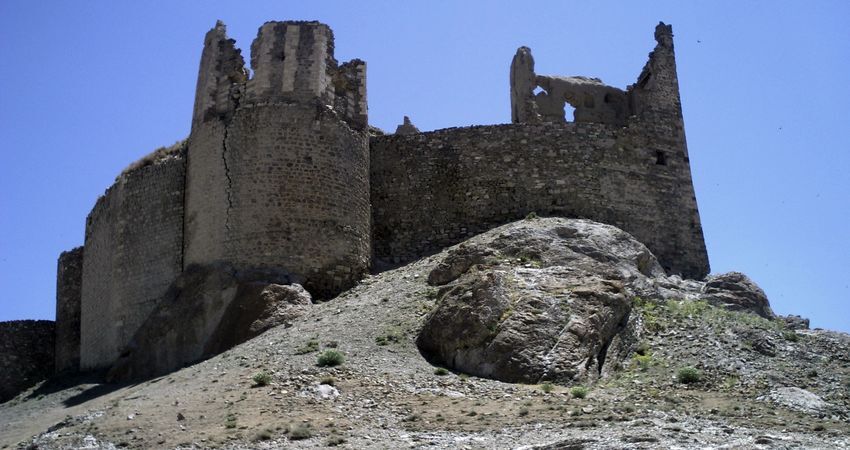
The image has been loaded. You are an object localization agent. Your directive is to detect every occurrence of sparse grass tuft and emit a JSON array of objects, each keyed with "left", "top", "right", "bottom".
[
  {"left": 225, "top": 413, "right": 238, "bottom": 429},
  {"left": 433, "top": 367, "right": 450, "bottom": 376},
  {"left": 288, "top": 423, "right": 312, "bottom": 440},
  {"left": 676, "top": 366, "right": 702, "bottom": 384},
  {"left": 252, "top": 371, "right": 272, "bottom": 387},
  {"left": 525, "top": 211, "right": 539, "bottom": 220},
  {"left": 325, "top": 434, "right": 346, "bottom": 446},
  {"left": 540, "top": 382, "right": 554, "bottom": 393},
  {"left": 295, "top": 339, "right": 320, "bottom": 355},
  {"left": 783, "top": 330, "right": 800, "bottom": 342},
  {"left": 375, "top": 328, "right": 404, "bottom": 346},
  {"left": 633, "top": 353, "right": 653, "bottom": 371},
  {"left": 254, "top": 428, "right": 274, "bottom": 441},
  {"left": 570, "top": 386, "right": 589, "bottom": 399},
  {"left": 317, "top": 350, "right": 345, "bottom": 367}
]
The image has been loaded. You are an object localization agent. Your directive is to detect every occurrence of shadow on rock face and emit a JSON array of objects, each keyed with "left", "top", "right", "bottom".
[{"left": 106, "top": 263, "right": 312, "bottom": 382}]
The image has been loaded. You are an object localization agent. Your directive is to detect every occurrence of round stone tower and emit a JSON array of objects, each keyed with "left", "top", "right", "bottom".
[{"left": 184, "top": 21, "right": 370, "bottom": 297}]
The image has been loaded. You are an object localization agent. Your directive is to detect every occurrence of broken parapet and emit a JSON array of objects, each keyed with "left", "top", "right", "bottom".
[
  {"left": 191, "top": 21, "right": 248, "bottom": 131},
  {"left": 192, "top": 20, "right": 367, "bottom": 132},
  {"left": 184, "top": 20, "right": 370, "bottom": 299},
  {"left": 510, "top": 22, "right": 682, "bottom": 128},
  {"left": 510, "top": 46, "right": 540, "bottom": 123},
  {"left": 510, "top": 47, "right": 627, "bottom": 126},
  {"left": 394, "top": 116, "right": 420, "bottom": 135},
  {"left": 55, "top": 246, "right": 83, "bottom": 374}
]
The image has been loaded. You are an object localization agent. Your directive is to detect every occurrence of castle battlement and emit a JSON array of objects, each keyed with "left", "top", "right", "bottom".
[{"left": 53, "top": 20, "right": 707, "bottom": 373}]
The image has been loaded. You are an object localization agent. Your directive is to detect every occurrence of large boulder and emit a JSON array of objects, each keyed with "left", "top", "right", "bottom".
[
  {"left": 107, "top": 264, "right": 311, "bottom": 381},
  {"left": 417, "top": 218, "right": 658, "bottom": 383},
  {"left": 701, "top": 272, "right": 774, "bottom": 319}
]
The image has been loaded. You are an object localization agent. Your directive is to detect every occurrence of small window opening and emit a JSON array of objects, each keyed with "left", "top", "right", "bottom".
[
  {"left": 564, "top": 103, "right": 576, "bottom": 122},
  {"left": 533, "top": 86, "right": 545, "bottom": 96},
  {"left": 655, "top": 150, "right": 667, "bottom": 165}
]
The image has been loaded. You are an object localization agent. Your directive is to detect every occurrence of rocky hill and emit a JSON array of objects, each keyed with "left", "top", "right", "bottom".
[{"left": 1, "top": 218, "right": 848, "bottom": 449}]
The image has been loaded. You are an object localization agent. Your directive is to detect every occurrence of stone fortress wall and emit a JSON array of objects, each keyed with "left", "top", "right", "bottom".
[
  {"left": 79, "top": 157, "right": 186, "bottom": 369},
  {"left": 372, "top": 22, "right": 708, "bottom": 279},
  {"left": 55, "top": 247, "right": 83, "bottom": 374},
  {"left": 184, "top": 21, "right": 371, "bottom": 299},
  {"left": 26, "top": 20, "right": 709, "bottom": 380},
  {"left": 0, "top": 320, "right": 54, "bottom": 402}
]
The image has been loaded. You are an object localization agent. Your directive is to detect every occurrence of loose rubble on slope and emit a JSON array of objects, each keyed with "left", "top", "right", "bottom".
[{"left": 1, "top": 218, "right": 848, "bottom": 449}]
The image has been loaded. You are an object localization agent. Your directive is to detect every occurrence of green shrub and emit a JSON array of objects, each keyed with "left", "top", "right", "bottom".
[
  {"left": 289, "top": 423, "right": 312, "bottom": 440},
  {"left": 225, "top": 413, "right": 238, "bottom": 429},
  {"left": 783, "top": 331, "right": 800, "bottom": 342},
  {"left": 524, "top": 211, "right": 539, "bottom": 220},
  {"left": 252, "top": 371, "right": 272, "bottom": 386},
  {"left": 433, "top": 367, "right": 449, "bottom": 376},
  {"left": 633, "top": 354, "right": 653, "bottom": 371},
  {"left": 295, "top": 339, "right": 320, "bottom": 354},
  {"left": 326, "top": 435, "right": 346, "bottom": 446},
  {"left": 254, "top": 428, "right": 273, "bottom": 441},
  {"left": 676, "top": 366, "right": 702, "bottom": 384},
  {"left": 540, "top": 382, "right": 554, "bottom": 393},
  {"left": 570, "top": 386, "right": 588, "bottom": 399},
  {"left": 317, "top": 350, "right": 345, "bottom": 367}
]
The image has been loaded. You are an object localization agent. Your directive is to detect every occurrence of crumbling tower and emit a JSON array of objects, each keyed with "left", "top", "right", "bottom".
[{"left": 184, "top": 21, "right": 370, "bottom": 297}]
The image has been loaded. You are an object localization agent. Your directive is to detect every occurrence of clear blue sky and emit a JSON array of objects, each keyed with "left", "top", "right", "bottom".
[{"left": 1, "top": 1, "right": 848, "bottom": 332}]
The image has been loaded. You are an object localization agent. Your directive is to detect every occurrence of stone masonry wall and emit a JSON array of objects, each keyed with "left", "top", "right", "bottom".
[
  {"left": 186, "top": 20, "right": 371, "bottom": 298},
  {"left": 55, "top": 246, "right": 83, "bottom": 374},
  {"left": 185, "top": 103, "right": 370, "bottom": 297},
  {"left": 80, "top": 158, "right": 185, "bottom": 370},
  {"left": 0, "top": 320, "right": 54, "bottom": 403},
  {"left": 370, "top": 121, "right": 709, "bottom": 279}
]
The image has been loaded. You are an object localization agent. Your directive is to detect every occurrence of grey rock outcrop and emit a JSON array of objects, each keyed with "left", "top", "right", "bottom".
[
  {"left": 702, "top": 272, "right": 774, "bottom": 319},
  {"left": 782, "top": 314, "right": 810, "bottom": 330},
  {"left": 107, "top": 264, "right": 311, "bottom": 381},
  {"left": 417, "top": 218, "right": 662, "bottom": 383},
  {"left": 417, "top": 218, "right": 782, "bottom": 384}
]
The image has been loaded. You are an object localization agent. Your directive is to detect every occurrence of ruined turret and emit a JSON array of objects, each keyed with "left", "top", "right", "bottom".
[{"left": 184, "top": 21, "right": 370, "bottom": 298}]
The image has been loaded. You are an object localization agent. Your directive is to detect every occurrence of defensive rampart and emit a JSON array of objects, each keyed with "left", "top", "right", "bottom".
[
  {"left": 0, "top": 320, "right": 54, "bottom": 403},
  {"left": 55, "top": 246, "right": 83, "bottom": 374},
  {"left": 80, "top": 157, "right": 185, "bottom": 370},
  {"left": 184, "top": 21, "right": 370, "bottom": 297},
  {"left": 371, "top": 120, "right": 708, "bottom": 278}
]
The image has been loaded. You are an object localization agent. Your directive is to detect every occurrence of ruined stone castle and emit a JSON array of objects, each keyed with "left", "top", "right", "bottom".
[{"left": 5, "top": 20, "right": 708, "bottom": 392}]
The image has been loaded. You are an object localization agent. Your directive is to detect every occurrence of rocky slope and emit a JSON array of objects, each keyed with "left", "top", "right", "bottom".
[{"left": 1, "top": 218, "right": 848, "bottom": 449}]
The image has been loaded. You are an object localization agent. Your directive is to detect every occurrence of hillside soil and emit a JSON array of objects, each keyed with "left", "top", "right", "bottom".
[{"left": 1, "top": 219, "right": 848, "bottom": 449}]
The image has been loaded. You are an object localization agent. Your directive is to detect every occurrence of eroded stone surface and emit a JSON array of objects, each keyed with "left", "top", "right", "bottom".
[
  {"left": 418, "top": 218, "right": 660, "bottom": 383},
  {"left": 702, "top": 272, "right": 774, "bottom": 319}
]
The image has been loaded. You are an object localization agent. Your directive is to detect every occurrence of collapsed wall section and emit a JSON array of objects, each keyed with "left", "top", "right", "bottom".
[
  {"left": 371, "top": 121, "right": 709, "bottom": 279},
  {"left": 55, "top": 246, "right": 83, "bottom": 374},
  {"left": 80, "top": 158, "right": 185, "bottom": 370},
  {"left": 0, "top": 320, "right": 54, "bottom": 403}
]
